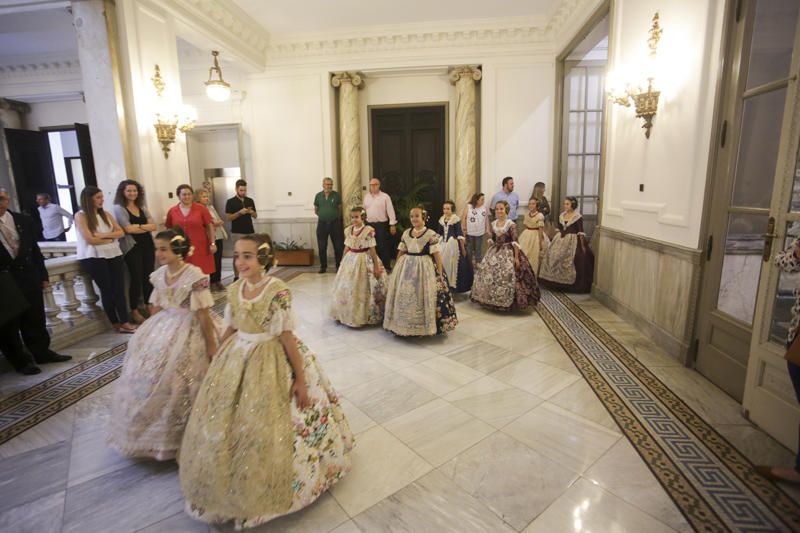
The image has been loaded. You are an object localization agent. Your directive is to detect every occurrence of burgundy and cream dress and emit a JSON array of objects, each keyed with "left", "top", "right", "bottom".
[{"left": 539, "top": 211, "right": 595, "bottom": 293}]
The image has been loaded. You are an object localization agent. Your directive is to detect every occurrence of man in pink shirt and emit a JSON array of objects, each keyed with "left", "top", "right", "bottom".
[{"left": 363, "top": 177, "right": 397, "bottom": 272}]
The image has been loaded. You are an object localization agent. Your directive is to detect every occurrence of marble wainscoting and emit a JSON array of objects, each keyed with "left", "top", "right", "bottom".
[{"left": 592, "top": 226, "right": 702, "bottom": 364}]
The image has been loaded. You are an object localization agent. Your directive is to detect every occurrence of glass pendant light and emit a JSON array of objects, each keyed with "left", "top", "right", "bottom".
[{"left": 205, "top": 50, "right": 231, "bottom": 102}]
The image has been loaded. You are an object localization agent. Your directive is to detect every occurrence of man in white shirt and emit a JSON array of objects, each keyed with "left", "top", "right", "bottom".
[
  {"left": 36, "top": 193, "right": 73, "bottom": 241},
  {"left": 363, "top": 177, "right": 397, "bottom": 272}
]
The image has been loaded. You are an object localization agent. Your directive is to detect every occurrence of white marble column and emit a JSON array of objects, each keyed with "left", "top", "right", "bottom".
[
  {"left": 331, "top": 72, "right": 364, "bottom": 209},
  {"left": 71, "top": 0, "right": 130, "bottom": 195},
  {"left": 449, "top": 66, "right": 482, "bottom": 212}
]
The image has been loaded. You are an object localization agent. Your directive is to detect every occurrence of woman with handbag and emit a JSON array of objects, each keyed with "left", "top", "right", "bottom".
[{"left": 756, "top": 238, "right": 800, "bottom": 484}]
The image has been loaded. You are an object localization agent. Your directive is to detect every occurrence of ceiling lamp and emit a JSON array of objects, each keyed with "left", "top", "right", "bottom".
[{"left": 205, "top": 50, "right": 231, "bottom": 102}]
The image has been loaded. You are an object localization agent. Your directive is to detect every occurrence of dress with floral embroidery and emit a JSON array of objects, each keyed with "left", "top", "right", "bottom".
[
  {"left": 383, "top": 228, "right": 458, "bottom": 336},
  {"left": 471, "top": 219, "right": 540, "bottom": 311},
  {"left": 179, "top": 278, "right": 353, "bottom": 530},
  {"left": 330, "top": 224, "right": 387, "bottom": 327},
  {"left": 539, "top": 211, "right": 595, "bottom": 293},
  {"left": 107, "top": 264, "right": 222, "bottom": 460}
]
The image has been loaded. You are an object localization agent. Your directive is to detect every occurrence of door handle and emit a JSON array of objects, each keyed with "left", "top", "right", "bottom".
[{"left": 763, "top": 216, "right": 777, "bottom": 262}]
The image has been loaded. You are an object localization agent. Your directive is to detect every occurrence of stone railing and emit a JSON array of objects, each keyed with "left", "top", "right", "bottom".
[
  {"left": 39, "top": 241, "right": 77, "bottom": 258},
  {"left": 43, "top": 254, "right": 111, "bottom": 350}
]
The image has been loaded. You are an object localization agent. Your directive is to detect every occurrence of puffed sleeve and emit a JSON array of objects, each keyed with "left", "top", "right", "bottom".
[
  {"left": 398, "top": 231, "right": 408, "bottom": 252},
  {"left": 343, "top": 226, "right": 355, "bottom": 248},
  {"left": 190, "top": 276, "right": 214, "bottom": 311},
  {"left": 428, "top": 231, "right": 441, "bottom": 254},
  {"left": 265, "top": 288, "right": 297, "bottom": 336},
  {"left": 148, "top": 271, "right": 166, "bottom": 307},
  {"left": 363, "top": 227, "right": 377, "bottom": 248},
  {"left": 775, "top": 239, "right": 800, "bottom": 273}
]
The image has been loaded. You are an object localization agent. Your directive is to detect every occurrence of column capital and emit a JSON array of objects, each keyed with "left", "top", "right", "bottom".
[
  {"left": 449, "top": 65, "right": 482, "bottom": 85},
  {"left": 331, "top": 71, "right": 365, "bottom": 89}
]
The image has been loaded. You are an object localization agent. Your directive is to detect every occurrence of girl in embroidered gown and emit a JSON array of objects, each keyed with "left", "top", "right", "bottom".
[
  {"left": 438, "top": 200, "right": 474, "bottom": 293},
  {"left": 518, "top": 198, "right": 549, "bottom": 275},
  {"left": 471, "top": 200, "right": 540, "bottom": 311},
  {"left": 383, "top": 206, "right": 458, "bottom": 336},
  {"left": 330, "top": 206, "right": 387, "bottom": 327},
  {"left": 179, "top": 234, "right": 353, "bottom": 530},
  {"left": 108, "top": 228, "right": 221, "bottom": 460},
  {"left": 539, "top": 196, "right": 595, "bottom": 293}
]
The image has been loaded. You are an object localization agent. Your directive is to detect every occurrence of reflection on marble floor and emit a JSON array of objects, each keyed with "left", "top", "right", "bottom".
[{"left": 0, "top": 272, "right": 795, "bottom": 532}]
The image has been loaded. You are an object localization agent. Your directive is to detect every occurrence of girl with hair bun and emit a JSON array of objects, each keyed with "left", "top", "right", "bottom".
[
  {"left": 108, "top": 225, "right": 222, "bottom": 461},
  {"left": 179, "top": 233, "right": 353, "bottom": 529},
  {"left": 330, "top": 206, "right": 388, "bottom": 327},
  {"left": 471, "top": 200, "right": 540, "bottom": 311},
  {"left": 539, "top": 196, "right": 595, "bottom": 293},
  {"left": 383, "top": 206, "right": 458, "bottom": 336},
  {"left": 438, "top": 200, "right": 473, "bottom": 293}
]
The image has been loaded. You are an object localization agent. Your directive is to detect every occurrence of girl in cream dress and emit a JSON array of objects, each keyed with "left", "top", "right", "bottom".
[
  {"left": 518, "top": 198, "right": 549, "bottom": 274},
  {"left": 108, "top": 228, "right": 221, "bottom": 460},
  {"left": 330, "top": 206, "right": 387, "bottom": 327},
  {"left": 179, "top": 234, "right": 353, "bottom": 530},
  {"left": 383, "top": 206, "right": 458, "bottom": 336}
]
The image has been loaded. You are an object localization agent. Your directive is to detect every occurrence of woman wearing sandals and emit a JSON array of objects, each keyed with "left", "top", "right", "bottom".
[{"left": 75, "top": 186, "right": 138, "bottom": 334}]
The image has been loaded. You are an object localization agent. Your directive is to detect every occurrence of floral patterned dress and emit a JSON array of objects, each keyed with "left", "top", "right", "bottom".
[
  {"left": 179, "top": 278, "right": 353, "bottom": 529},
  {"left": 107, "top": 264, "right": 222, "bottom": 460},
  {"left": 383, "top": 228, "right": 458, "bottom": 336},
  {"left": 518, "top": 211, "right": 549, "bottom": 274},
  {"left": 539, "top": 212, "right": 595, "bottom": 293},
  {"left": 330, "top": 224, "right": 387, "bottom": 327},
  {"left": 471, "top": 219, "right": 540, "bottom": 311},
  {"left": 438, "top": 214, "right": 474, "bottom": 293}
]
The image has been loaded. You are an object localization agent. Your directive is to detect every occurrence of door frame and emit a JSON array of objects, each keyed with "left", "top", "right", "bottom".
[
  {"left": 742, "top": 11, "right": 800, "bottom": 449},
  {"left": 367, "top": 101, "right": 450, "bottom": 200},
  {"left": 552, "top": 0, "right": 611, "bottom": 243}
]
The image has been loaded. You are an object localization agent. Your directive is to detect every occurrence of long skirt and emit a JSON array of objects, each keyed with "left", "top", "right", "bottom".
[
  {"left": 471, "top": 244, "right": 540, "bottom": 311},
  {"left": 518, "top": 228, "right": 549, "bottom": 275},
  {"left": 539, "top": 233, "right": 595, "bottom": 293},
  {"left": 440, "top": 237, "right": 474, "bottom": 293},
  {"left": 179, "top": 334, "right": 354, "bottom": 529},
  {"left": 330, "top": 251, "right": 387, "bottom": 327},
  {"left": 107, "top": 307, "right": 222, "bottom": 460}
]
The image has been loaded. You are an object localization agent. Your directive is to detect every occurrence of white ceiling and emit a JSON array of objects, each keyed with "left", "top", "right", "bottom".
[
  {"left": 233, "top": 0, "right": 561, "bottom": 35},
  {"left": 0, "top": 7, "right": 76, "bottom": 58}
]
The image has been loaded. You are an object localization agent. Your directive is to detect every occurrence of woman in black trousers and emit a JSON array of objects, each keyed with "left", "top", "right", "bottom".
[{"left": 113, "top": 180, "right": 157, "bottom": 324}]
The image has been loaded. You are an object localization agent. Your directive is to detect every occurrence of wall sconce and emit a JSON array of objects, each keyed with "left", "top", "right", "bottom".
[
  {"left": 205, "top": 51, "right": 231, "bottom": 102},
  {"left": 607, "top": 12, "right": 663, "bottom": 139},
  {"left": 151, "top": 65, "right": 197, "bottom": 159}
]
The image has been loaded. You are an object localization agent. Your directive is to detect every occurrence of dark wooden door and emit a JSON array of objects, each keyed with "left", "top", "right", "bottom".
[
  {"left": 4, "top": 128, "right": 57, "bottom": 213},
  {"left": 74, "top": 123, "right": 97, "bottom": 187},
  {"left": 371, "top": 106, "right": 446, "bottom": 228}
]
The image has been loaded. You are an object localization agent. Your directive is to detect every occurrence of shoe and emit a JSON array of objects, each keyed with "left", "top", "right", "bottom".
[
  {"left": 318, "top": 267, "right": 327, "bottom": 274},
  {"left": 118, "top": 323, "right": 137, "bottom": 334},
  {"left": 35, "top": 351, "right": 72, "bottom": 364},
  {"left": 16, "top": 363, "right": 42, "bottom": 375}
]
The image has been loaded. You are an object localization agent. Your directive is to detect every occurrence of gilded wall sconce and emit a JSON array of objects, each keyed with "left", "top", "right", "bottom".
[
  {"left": 152, "top": 65, "right": 197, "bottom": 158},
  {"left": 607, "top": 13, "right": 662, "bottom": 139}
]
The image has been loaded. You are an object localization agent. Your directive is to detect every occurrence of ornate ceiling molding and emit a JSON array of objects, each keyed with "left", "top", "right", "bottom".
[
  {"left": 0, "top": 55, "right": 80, "bottom": 76},
  {"left": 264, "top": 1, "right": 596, "bottom": 63},
  {"left": 157, "top": 0, "right": 269, "bottom": 70}
]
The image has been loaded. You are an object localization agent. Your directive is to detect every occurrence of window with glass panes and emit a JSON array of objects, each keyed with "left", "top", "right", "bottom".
[{"left": 562, "top": 63, "right": 605, "bottom": 238}]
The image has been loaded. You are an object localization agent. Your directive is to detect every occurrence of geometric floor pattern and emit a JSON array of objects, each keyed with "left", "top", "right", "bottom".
[
  {"left": 0, "top": 271, "right": 798, "bottom": 532},
  {"left": 539, "top": 290, "right": 800, "bottom": 532}
]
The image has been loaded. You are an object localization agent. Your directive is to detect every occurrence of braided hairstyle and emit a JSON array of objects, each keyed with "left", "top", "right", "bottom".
[
  {"left": 238, "top": 233, "right": 277, "bottom": 273},
  {"left": 155, "top": 226, "right": 192, "bottom": 259}
]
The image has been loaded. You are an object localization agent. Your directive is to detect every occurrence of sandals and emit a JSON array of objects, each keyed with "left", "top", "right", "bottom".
[{"left": 755, "top": 465, "right": 800, "bottom": 485}]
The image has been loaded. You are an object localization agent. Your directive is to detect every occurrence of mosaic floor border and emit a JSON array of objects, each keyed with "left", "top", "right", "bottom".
[{"left": 538, "top": 289, "right": 800, "bottom": 532}]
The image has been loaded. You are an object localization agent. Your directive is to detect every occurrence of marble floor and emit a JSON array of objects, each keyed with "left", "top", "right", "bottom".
[{"left": 0, "top": 272, "right": 797, "bottom": 533}]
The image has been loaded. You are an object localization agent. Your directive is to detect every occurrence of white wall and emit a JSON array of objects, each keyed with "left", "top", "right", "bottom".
[
  {"left": 186, "top": 127, "right": 241, "bottom": 189},
  {"left": 23, "top": 99, "right": 87, "bottom": 130},
  {"left": 601, "top": 0, "right": 725, "bottom": 249}
]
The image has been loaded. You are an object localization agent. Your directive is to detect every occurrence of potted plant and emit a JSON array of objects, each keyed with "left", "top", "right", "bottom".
[{"left": 274, "top": 239, "right": 315, "bottom": 266}]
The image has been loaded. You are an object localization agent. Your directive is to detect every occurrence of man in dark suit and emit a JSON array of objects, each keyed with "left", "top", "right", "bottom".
[{"left": 0, "top": 188, "right": 71, "bottom": 374}]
